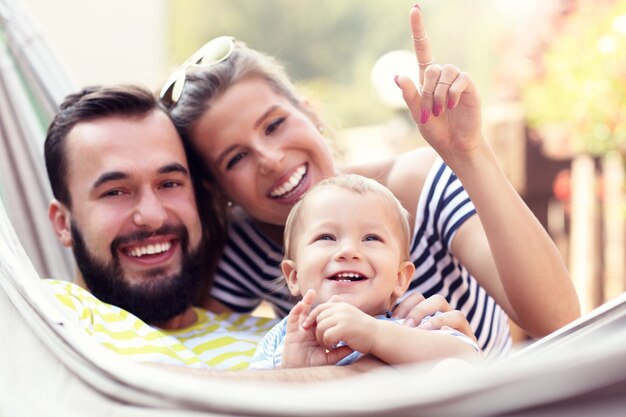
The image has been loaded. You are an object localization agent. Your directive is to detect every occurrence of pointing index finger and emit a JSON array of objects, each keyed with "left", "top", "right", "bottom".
[{"left": 410, "top": 4, "right": 434, "bottom": 84}]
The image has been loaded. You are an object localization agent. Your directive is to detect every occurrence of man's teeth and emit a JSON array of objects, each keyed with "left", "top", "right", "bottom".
[
  {"left": 270, "top": 165, "right": 306, "bottom": 198},
  {"left": 127, "top": 242, "right": 171, "bottom": 257}
]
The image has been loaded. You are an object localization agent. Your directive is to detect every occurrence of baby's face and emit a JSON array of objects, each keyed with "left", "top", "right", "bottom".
[{"left": 285, "top": 187, "right": 412, "bottom": 316}]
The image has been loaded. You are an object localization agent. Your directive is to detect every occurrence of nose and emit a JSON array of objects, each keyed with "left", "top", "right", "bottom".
[
  {"left": 257, "top": 145, "right": 284, "bottom": 175},
  {"left": 335, "top": 239, "right": 362, "bottom": 261},
  {"left": 132, "top": 190, "right": 168, "bottom": 230}
]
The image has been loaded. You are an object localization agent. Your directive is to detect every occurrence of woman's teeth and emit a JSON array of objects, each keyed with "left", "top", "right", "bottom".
[{"left": 270, "top": 165, "right": 307, "bottom": 198}]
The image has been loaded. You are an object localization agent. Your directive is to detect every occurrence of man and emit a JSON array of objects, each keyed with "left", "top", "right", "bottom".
[
  {"left": 46, "top": 85, "right": 206, "bottom": 327},
  {"left": 43, "top": 85, "right": 378, "bottom": 378}
]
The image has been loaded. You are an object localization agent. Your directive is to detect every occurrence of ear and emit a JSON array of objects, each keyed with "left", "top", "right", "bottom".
[
  {"left": 392, "top": 260, "right": 415, "bottom": 300},
  {"left": 299, "top": 97, "right": 324, "bottom": 126},
  {"left": 48, "top": 200, "right": 73, "bottom": 247},
  {"left": 281, "top": 259, "right": 300, "bottom": 296}
]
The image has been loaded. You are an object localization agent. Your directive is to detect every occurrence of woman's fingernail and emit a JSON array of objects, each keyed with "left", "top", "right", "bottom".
[
  {"left": 394, "top": 75, "right": 400, "bottom": 88},
  {"left": 447, "top": 98, "right": 455, "bottom": 109},
  {"left": 420, "top": 107, "right": 430, "bottom": 124},
  {"left": 413, "top": 3, "right": 421, "bottom": 10},
  {"left": 433, "top": 102, "right": 442, "bottom": 117}
]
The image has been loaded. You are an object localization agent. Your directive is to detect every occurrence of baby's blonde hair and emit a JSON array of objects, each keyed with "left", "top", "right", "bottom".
[{"left": 283, "top": 174, "right": 411, "bottom": 262}]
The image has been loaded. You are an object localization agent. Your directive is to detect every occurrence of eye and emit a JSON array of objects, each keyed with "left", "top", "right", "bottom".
[
  {"left": 364, "top": 234, "right": 383, "bottom": 242},
  {"left": 226, "top": 151, "right": 247, "bottom": 170},
  {"left": 315, "top": 233, "right": 335, "bottom": 242},
  {"left": 160, "top": 180, "right": 183, "bottom": 189},
  {"left": 265, "top": 117, "right": 285, "bottom": 135},
  {"left": 100, "top": 189, "right": 126, "bottom": 198}
]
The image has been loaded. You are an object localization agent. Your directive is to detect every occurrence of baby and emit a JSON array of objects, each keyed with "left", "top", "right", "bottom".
[{"left": 253, "top": 174, "right": 479, "bottom": 368}]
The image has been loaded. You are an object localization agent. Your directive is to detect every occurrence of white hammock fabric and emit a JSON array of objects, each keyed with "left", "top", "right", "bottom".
[
  {"left": 2, "top": 194, "right": 626, "bottom": 415},
  {"left": 0, "top": 0, "right": 73, "bottom": 280},
  {"left": 1, "top": 0, "right": 626, "bottom": 415}
]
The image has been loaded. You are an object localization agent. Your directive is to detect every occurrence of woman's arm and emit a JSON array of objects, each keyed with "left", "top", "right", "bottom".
[
  {"left": 391, "top": 5, "right": 580, "bottom": 337},
  {"left": 449, "top": 147, "right": 580, "bottom": 336}
]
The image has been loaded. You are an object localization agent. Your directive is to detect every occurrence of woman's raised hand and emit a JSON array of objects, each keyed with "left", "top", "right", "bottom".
[{"left": 395, "top": 4, "right": 484, "bottom": 163}]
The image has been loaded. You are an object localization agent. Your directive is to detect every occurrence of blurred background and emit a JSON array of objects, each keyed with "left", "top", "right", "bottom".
[{"left": 3, "top": 0, "right": 626, "bottom": 338}]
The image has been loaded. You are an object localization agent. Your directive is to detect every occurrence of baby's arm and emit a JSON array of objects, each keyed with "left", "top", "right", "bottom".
[
  {"left": 367, "top": 320, "right": 479, "bottom": 365},
  {"left": 306, "top": 300, "right": 479, "bottom": 366}
]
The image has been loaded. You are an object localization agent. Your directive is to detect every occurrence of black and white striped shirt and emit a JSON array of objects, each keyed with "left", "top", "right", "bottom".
[{"left": 210, "top": 160, "right": 512, "bottom": 358}]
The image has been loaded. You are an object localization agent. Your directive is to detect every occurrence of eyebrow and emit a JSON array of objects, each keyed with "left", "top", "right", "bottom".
[
  {"left": 215, "top": 105, "right": 281, "bottom": 168},
  {"left": 91, "top": 171, "right": 129, "bottom": 191},
  {"left": 254, "top": 105, "right": 279, "bottom": 129},
  {"left": 90, "top": 163, "right": 190, "bottom": 191},
  {"left": 159, "top": 162, "right": 189, "bottom": 176}
]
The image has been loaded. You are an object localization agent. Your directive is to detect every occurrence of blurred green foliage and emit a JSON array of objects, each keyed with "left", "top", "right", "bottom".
[
  {"left": 165, "top": 0, "right": 512, "bottom": 128},
  {"left": 522, "top": 0, "right": 626, "bottom": 156}
]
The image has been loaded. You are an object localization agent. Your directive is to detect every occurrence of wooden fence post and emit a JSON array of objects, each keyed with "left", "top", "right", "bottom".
[
  {"left": 602, "top": 151, "right": 625, "bottom": 301},
  {"left": 569, "top": 154, "right": 599, "bottom": 313}
]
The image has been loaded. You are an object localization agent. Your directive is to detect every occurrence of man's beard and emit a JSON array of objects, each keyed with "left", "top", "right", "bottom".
[{"left": 70, "top": 222, "right": 207, "bottom": 325}]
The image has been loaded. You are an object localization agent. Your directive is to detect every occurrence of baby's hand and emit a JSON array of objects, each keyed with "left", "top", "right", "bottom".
[
  {"left": 282, "top": 289, "right": 321, "bottom": 367},
  {"left": 306, "top": 297, "right": 378, "bottom": 356},
  {"left": 282, "top": 290, "right": 353, "bottom": 367}
]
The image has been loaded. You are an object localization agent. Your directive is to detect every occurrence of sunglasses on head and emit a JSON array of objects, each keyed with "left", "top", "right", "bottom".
[{"left": 159, "top": 36, "right": 235, "bottom": 108}]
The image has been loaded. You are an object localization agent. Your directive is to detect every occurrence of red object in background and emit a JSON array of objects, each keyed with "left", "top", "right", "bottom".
[{"left": 553, "top": 169, "right": 571, "bottom": 202}]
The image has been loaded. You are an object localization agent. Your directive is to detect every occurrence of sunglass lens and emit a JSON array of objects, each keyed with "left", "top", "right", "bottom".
[
  {"left": 196, "top": 36, "right": 233, "bottom": 65},
  {"left": 160, "top": 36, "right": 234, "bottom": 107},
  {"left": 159, "top": 68, "right": 185, "bottom": 105}
]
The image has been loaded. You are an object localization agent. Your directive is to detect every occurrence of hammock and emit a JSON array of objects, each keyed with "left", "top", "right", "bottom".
[
  {"left": 1, "top": 0, "right": 626, "bottom": 415},
  {"left": 0, "top": 0, "right": 73, "bottom": 280},
  {"left": 2, "top": 192, "right": 626, "bottom": 415}
]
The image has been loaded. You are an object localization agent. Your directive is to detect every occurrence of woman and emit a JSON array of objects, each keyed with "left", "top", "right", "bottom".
[{"left": 162, "top": 5, "right": 580, "bottom": 357}]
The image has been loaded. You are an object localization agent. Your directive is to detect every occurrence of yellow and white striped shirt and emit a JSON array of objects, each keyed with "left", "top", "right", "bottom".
[{"left": 44, "top": 279, "right": 277, "bottom": 370}]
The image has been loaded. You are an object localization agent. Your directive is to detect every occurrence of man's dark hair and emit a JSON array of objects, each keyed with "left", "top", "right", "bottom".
[{"left": 44, "top": 85, "right": 158, "bottom": 208}]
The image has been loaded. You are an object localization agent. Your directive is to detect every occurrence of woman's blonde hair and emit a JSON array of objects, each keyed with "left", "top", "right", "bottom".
[{"left": 168, "top": 39, "right": 320, "bottom": 156}]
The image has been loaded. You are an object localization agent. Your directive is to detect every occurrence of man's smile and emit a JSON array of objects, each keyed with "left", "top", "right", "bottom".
[{"left": 125, "top": 241, "right": 173, "bottom": 258}]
